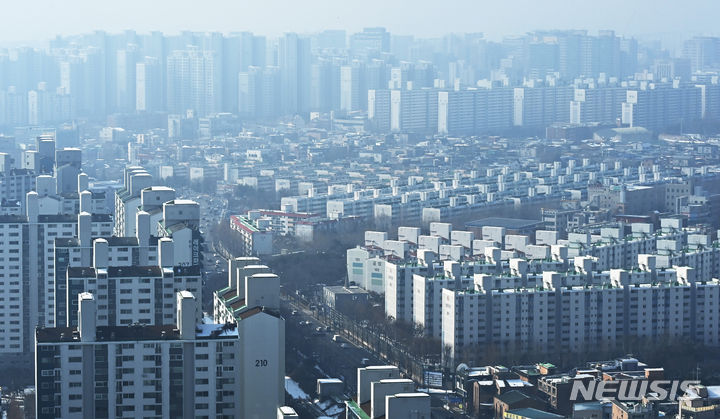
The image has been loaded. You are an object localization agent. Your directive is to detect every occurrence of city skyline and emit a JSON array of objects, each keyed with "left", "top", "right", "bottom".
[
  {"left": 3, "top": 24, "right": 719, "bottom": 132},
  {"left": 1, "top": 0, "right": 719, "bottom": 48},
  {"left": 2, "top": 2, "right": 720, "bottom": 417}
]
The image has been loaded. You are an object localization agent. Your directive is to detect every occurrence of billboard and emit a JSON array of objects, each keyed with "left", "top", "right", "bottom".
[{"left": 423, "top": 371, "right": 443, "bottom": 388}]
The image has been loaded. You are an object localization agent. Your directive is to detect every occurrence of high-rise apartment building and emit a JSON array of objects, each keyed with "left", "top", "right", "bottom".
[
  {"left": 262, "top": 66, "right": 282, "bottom": 118},
  {"left": 386, "top": 88, "right": 439, "bottom": 133},
  {"left": 166, "top": 47, "right": 216, "bottom": 117},
  {"left": 622, "top": 82, "right": 702, "bottom": 131},
  {"left": 350, "top": 27, "right": 391, "bottom": 55},
  {"left": 279, "top": 33, "right": 311, "bottom": 115},
  {"left": 59, "top": 233, "right": 201, "bottom": 328},
  {"left": 569, "top": 85, "right": 626, "bottom": 125},
  {"left": 340, "top": 60, "right": 366, "bottom": 112},
  {"left": 512, "top": 85, "right": 573, "bottom": 128},
  {"left": 54, "top": 148, "right": 82, "bottom": 195},
  {"left": 223, "top": 32, "right": 267, "bottom": 112},
  {"left": 35, "top": 292, "right": 257, "bottom": 418},
  {"left": 238, "top": 65, "right": 282, "bottom": 119},
  {"left": 682, "top": 36, "right": 720, "bottom": 73},
  {"left": 442, "top": 266, "right": 719, "bottom": 367},
  {"left": 238, "top": 65, "right": 262, "bottom": 118},
  {"left": 114, "top": 166, "right": 153, "bottom": 237},
  {"left": 136, "top": 57, "right": 161, "bottom": 112},
  {"left": 437, "top": 87, "right": 515, "bottom": 134},
  {"left": 0, "top": 188, "right": 112, "bottom": 360},
  {"left": 213, "top": 259, "right": 285, "bottom": 417},
  {"left": 116, "top": 46, "right": 139, "bottom": 113},
  {"left": 310, "top": 58, "right": 339, "bottom": 112}
]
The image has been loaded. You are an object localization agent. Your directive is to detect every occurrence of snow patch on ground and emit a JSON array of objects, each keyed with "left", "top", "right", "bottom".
[
  {"left": 285, "top": 376, "right": 310, "bottom": 400},
  {"left": 325, "top": 404, "right": 345, "bottom": 416}
]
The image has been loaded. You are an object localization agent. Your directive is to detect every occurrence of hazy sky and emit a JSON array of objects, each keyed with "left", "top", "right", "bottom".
[{"left": 1, "top": 0, "right": 718, "bottom": 45}]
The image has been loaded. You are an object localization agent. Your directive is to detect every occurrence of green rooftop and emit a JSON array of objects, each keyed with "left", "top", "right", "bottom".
[{"left": 346, "top": 400, "right": 370, "bottom": 419}]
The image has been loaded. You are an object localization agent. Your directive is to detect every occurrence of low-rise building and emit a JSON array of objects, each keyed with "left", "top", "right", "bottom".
[
  {"left": 323, "top": 285, "right": 370, "bottom": 313},
  {"left": 678, "top": 384, "right": 720, "bottom": 419},
  {"left": 229, "top": 214, "right": 274, "bottom": 256},
  {"left": 494, "top": 390, "right": 546, "bottom": 419}
]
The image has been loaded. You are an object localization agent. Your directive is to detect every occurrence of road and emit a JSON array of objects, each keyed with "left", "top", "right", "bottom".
[
  {"left": 282, "top": 296, "right": 381, "bottom": 399},
  {"left": 282, "top": 296, "right": 472, "bottom": 418}
]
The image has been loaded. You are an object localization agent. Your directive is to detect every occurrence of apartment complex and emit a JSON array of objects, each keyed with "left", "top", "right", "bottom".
[
  {"left": 33, "top": 173, "right": 285, "bottom": 419},
  {"left": 0, "top": 192, "right": 112, "bottom": 359},
  {"left": 63, "top": 237, "right": 201, "bottom": 328},
  {"left": 442, "top": 264, "right": 718, "bottom": 366},
  {"left": 36, "top": 292, "right": 244, "bottom": 418},
  {"left": 346, "top": 221, "right": 720, "bottom": 367},
  {"left": 37, "top": 254, "right": 286, "bottom": 419},
  {"left": 371, "top": 81, "right": 711, "bottom": 135}
]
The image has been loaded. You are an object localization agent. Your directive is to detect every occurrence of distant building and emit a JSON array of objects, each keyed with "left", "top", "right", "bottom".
[
  {"left": 678, "top": 384, "right": 720, "bottom": 418},
  {"left": 136, "top": 57, "right": 162, "bottom": 112},
  {"left": 611, "top": 400, "right": 658, "bottom": 419},
  {"left": 494, "top": 390, "right": 546, "bottom": 419},
  {"left": 166, "top": 47, "right": 218, "bottom": 117},
  {"left": 465, "top": 217, "right": 545, "bottom": 238},
  {"left": 546, "top": 122, "right": 607, "bottom": 141},
  {"left": 350, "top": 27, "right": 391, "bottom": 55},
  {"left": 347, "top": 365, "right": 430, "bottom": 419},
  {"left": 504, "top": 407, "right": 564, "bottom": 419},
  {"left": 323, "top": 285, "right": 370, "bottom": 313},
  {"left": 229, "top": 214, "right": 274, "bottom": 256}
]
